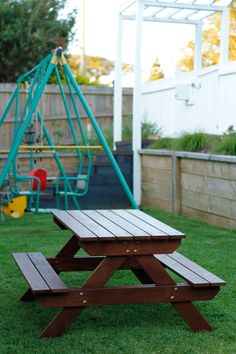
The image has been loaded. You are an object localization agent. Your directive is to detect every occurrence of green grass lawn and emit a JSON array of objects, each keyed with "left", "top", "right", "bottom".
[{"left": 0, "top": 208, "right": 235, "bottom": 354}]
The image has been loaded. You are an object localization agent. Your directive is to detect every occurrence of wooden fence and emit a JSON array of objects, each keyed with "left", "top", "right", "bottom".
[
  {"left": 0, "top": 84, "right": 132, "bottom": 147},
  {"left": 141, "top": 149, "right": 236, "bottom": 229}
]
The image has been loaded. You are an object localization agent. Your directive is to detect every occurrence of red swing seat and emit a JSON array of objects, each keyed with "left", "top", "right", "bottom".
[{"left": 29, "top": 168, "right": 47, "bottom": 191}]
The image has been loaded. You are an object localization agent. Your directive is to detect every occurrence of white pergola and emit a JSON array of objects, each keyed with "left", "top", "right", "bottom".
[{"left": 114, "top": 0, "right": 232, "bottom": 205}]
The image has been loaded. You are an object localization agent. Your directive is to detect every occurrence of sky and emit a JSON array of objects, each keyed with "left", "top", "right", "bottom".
[{"left": 64, "top": 0, "right": 195, "bottom": 82}]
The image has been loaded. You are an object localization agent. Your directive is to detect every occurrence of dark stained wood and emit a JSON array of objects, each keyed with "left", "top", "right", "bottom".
[
  {"left": 81, "top": 239, "right": 181, "bottom": 256},
  {"left": 169, "top": 252, "right": 226, "bottom": 286},
  {"left": 112, "top": 209, "right": 167, "bottom": 238},
  {"left": 127, "top": 209, "right": 185, "bottom": 237},
  {"left": 53, "top": 215, "right": 68, "bottom": 230},
  {"left": 37, "top": 284, "right": 220, "bottom": 308},
  {"left": 27, "top": 253, "right": 68, "bottom": 293},
  {"left": 56, "top": 235, "right": 80, "bottom": 258},
  {"left": 97, "top": 209, "right": 151, "bottom": 239},
  {"left": 21, "top": 288, "right": 36, "bottom": 302},
  {"left": 48, "top": 256, "right": 139, "bottom": 272},
  {"left": 40, "top": 247, "right": 126, "bottom": 337},
  {"left": 39, "top": 307, "right": 83, "bottom": 338},
  {"left": 13, "top": 209, "right": 225, "bottom": 337},
  {"left": 155, "top": 254, "right": 210, "bottom": 287},
  {"left": 134, "top": 255, "right": 176, "bottom": 286},
  {"left": 134, "top": 254, "right": 215, "bottom": 331},
  {"left": 82, "top": 210, "right": 133, "bottom": 239},
  {"left": 52, "top": 210, "right": 97, "bottom": 241},
  {"left": 13, "top": 253, "right": 50, "bottom": 293},
  {"left": 132, "top": 269, "right": 154, "bottom": 284},
  {"left": 68, "top": 210, "right": 116, "bottom": 240},
  {"left": 81, "top": 257, "right": 126, "bottom": 289},
  {"left": 174, "top": 302, "right": 212, "bottom": 331}
]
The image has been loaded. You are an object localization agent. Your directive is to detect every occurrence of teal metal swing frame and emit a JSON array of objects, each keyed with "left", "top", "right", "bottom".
[{"left": 0, "top": 48, "right": 138, "bottom": 211}]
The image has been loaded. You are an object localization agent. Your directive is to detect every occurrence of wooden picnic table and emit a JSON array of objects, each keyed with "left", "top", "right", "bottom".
[{"left": 13, "top": 209, "right": 225, "bottom": 338}]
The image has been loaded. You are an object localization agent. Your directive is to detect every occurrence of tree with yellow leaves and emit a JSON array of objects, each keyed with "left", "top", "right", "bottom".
[
  {"left": 67, "top": 55, "right": 133, "bottom": 85},
  {"left": 177, "top": 3, "right": 236, "bottom": 72},
  {"left": 147, "top": 57, "right": 164, "bottom": 81}
]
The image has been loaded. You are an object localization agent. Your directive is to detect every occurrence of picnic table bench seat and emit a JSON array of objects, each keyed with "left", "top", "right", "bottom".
[
  {"left": 155, "top": 252, "right": 225, "bottom": 287},
  {"left": 13, "top": 252, "right": 68, "bottom": 294}
]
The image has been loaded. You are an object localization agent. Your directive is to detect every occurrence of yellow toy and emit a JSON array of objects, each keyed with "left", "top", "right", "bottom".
[{"left": 1, "top": 196, "right": 27, "bottom": 218}]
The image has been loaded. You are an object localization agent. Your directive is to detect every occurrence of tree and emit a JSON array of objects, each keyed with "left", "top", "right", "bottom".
[
  {"left": 147, "top": 57, "right": 164, "bottom": 81},
  {"left": 0, "top": 0, "right": 76, "bottom": 82},
  {"left": 67, "top": 54, "right": 133, "bottom": 85},
  {"left": 177, "top": 3, "right": 236, "bottom": 72}
]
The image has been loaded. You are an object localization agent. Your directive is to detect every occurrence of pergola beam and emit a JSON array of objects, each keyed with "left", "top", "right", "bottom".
[
  {"left": 142, "top": 1, "right": 227, "bottom": 12},
  {"left": 122, "top": 14, "right": 200, "bottom": 25},
  {"left": 117, "top": 0, "right": 136, "bottom": 15}
]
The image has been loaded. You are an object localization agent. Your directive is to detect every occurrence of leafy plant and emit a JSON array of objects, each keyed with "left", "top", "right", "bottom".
[
  {"left": 214, "top": 125, "right": 236, "bottom": 155},
  {"left": 173, "top": 132, "right": 208, "bottom": 152},
  {"left": 122, "top": 117, "right": 162, "bottom": 141},
  {"left": 89, "top": 124, "right": 113, "bottom": 149},
  {"left": 223, "top": 125, "right": 236, "bottom": 136},
  {"left": 149, "top": 137, "right": 173, "bottom": 150},
  {"left": 0, "top": 0, "right": 76, "bottom": 82}
]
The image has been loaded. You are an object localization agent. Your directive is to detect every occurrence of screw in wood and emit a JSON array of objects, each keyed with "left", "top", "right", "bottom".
[
  {"left": 126, "top": 250, "right": 130, "bottom": 253},
  {"left": 133, "top": 249, "right": 137, "bottom": 252},
  {"left": 174, "top": 287, "right": 178, "bottom": 291},
  {"left": 83, "top": 300, "right": 87, "bottom": 303},
  {"left": 80, "top": 292, "right": 84, "bottom": 296},
  {"left": 171, "top": 296, "right": 175, "bottom": 299}
]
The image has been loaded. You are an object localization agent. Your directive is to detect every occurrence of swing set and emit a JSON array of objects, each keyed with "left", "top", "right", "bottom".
[{"left": 0, "top": 48, "right": 137, "bottom": 217}]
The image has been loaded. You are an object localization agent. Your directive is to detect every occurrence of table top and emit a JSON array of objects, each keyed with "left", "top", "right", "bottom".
[{"left": 52, "top": 209, "right": 185, "bottom": 242}]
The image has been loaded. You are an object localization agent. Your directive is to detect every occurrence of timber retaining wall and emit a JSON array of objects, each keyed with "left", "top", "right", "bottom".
[{"left": 140, "top": 149, "right": 236, "bottom": 229}]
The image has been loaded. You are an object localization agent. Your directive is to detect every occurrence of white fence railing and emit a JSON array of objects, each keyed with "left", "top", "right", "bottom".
[{"left": 141, "top": 62, "right": 236, "bottom": 137}]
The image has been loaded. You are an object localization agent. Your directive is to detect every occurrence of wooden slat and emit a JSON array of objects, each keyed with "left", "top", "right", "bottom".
[
  {"left": 52, "top": 210, "right": 97, "bottom": 241},
  {"left": 127, "top": 209, "right": 185, "bottom": 237},
  {"left": 83, "top": 210, "right": 133, "bottom": 239},
  {"left": 12, "top": 253, "right": 50, "bottom": 293},
  {"left": 155, "top": 254, "right": 209, "bottom": 287},
  {"left": 112, "top": 209, "right": 168, "bottom": 238},
  {"left": 170, "top": 252, "right": 225, "bottom": 286},
  {"left": 97, "top": 209, "right": 151, "bottom": 239},
  {"left": 27, "top": 253, "right": 68, "bottom": 293},
  {"left": 68, "top": 210, "right": 116, "bottom": 240}
]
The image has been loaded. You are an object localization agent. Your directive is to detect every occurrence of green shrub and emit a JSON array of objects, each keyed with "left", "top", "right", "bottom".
[
  {"left": 173, "top": 132, "right": 208, "bottom": 152},
  {"left": 214, "top": 125, "right": 236, "bottom": 155},
  {"left": 216, "top": 135, "right": 236, "bottom": 155},
  {"left": 89, "top": 124, "right": 113, "bottom": 149},
  {"left": 122, "top": 118, "right": 132, "bottom": 141},
  {"left": 149, "top": 137, "right": 173, "bottom": 150},
  {"left": 122, "top": 117, "right": 162, "bottom": 141}
]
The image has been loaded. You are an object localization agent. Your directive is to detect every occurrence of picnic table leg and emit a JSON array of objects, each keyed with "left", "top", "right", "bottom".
[
  {"left": 39, "top": 256, "right": 126, "bottom": 338},
  {"left": 56, "top": 234, "right": 80, "bottom": 258},
  {"left": 21, "top": 288, "right": 35, "bottom": 302},
  {"left": 132, "top": 269, "right": 154, "bottom": 284},
  {"left": 174, "top": 302, "right": 212, "bottom": 332},
  {"left": 134, "top": 255, "right": 212, "bottom": 332},
  {"left": 40, "top": 307, "right": 83, "bottom": 338}
]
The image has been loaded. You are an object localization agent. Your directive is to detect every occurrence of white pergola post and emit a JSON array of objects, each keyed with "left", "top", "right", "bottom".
[
  {"left": 220, "top": 8, "right": 230, "bottom": 65},
  {"left": 194, "top": 23, "right": 202, "bottom": 73},
  {"left": 132, "top": 0, "right": 144, "bottom": 205},
  {"left": 113, "top": 14, "right": 123, "bottom": 149}
]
